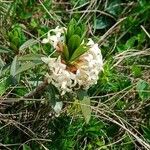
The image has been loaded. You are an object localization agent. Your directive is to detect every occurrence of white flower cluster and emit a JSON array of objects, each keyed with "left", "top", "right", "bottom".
[
  {"left": 75, "top": 39, "right": 103, "bottom": 89},
  {"left": 41, "top": 26, "right": 103, "bottom": 95},
  {"left": 42, "top": 26, "right": 66, "bottom": 48},
  {"left": 41, "top": 56, "right": 77, "bottom": 95}
]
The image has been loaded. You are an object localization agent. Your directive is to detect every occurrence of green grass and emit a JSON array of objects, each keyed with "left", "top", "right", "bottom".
[{"left": 0, "top": 0, "right": 150, "bottom": 149}]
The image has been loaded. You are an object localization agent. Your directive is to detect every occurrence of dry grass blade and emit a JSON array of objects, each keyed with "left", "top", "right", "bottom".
[
  {"left": 141, "top": 25, "right": 150, "bottom": 39},
  {"left": 93, "top": 108, "right": 150, "bottom": 150},
  {"left": 98, "top": 17, "right": 127, "bottom": 45},
  {"left": 112, "top": 48, "right": 150, "bottom": 68},
  {"left": 39, "top": 0, "right": 65, "bottom": 26}
]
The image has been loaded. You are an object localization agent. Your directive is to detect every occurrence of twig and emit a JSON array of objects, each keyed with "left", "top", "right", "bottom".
[
  {"left": 0, "top": 98, "right": 45, "bottom": 103},
  {"left": 23, "top": 79, "right": 48, "bottom": 98}
]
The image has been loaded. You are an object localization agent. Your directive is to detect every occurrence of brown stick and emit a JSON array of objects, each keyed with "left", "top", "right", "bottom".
[{"left": 23, "top": 79, "right": 48, "bottom": 98}]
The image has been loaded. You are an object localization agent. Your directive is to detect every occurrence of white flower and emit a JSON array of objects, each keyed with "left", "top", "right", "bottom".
[
  {"left": 42, "top": 32, "right": 103, "bottom": 95},
  {"left": 52, "top": 101, "right": 63, "bottom": 114},
  {"left": 75, "top": 38, "right": 103, "bottom": 89},
  {"left": 41, "top": 56, "right": 76, "bottom": 95},
  {"left": 42, "top": 26, "right": 66, "bottom": 48}
]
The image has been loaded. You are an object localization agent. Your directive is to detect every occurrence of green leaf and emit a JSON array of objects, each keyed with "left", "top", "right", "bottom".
[
  {"left": 68, "top": 35, "right": 81, "bottom": 55},
  {"left": 80, "top": 96, "right": 92, "bottom": 124},
  {"left": 0, "top": 57, "right": 5, "bottom": 68},
  {"left": 66, "top": 19, "right": 78, "bottom": 43},
  {"left": 69, "top": 18, "right": 77, "bottom": 26},
  {"left": 94, "top": 18, "right": 108, "bottom": 30},
  {"left": 105, "top": 0, "right": 122, "bottom": 16},
  {"left": 10, "top": 56, "right": 18, "bottom": 77},
  {"left": 131, "top": 65, "right": 142, "bottom": 77},
  {"left": 0, "top": 45, "right": 11, "bottom": 53},
  {"left": 8, "top": 25, "right": 26, "bottom": 50},
  {"left": 0, "top": 77, "right": 11, "bottom": 96},
  {"left": 63, "top": 43, "right": 69, "bottom": 61},
  {"left": 80, "top": 24, "right": 87, "bottom": 41},
  {"left": 136, "top": 80, "right": 150, "bottom": 101},
  {"left": 125, "top": 36, "right": 137, "bottom": 49},
  {"left": 75, "top": 26, "right": 82, "bottom": 36},
  {"left": 77, "top": 89, "right": 87, "bottom": 100},
  {"left": 23, "top": 144, "right": 31, "bottom": 150},
  {"left": 66, "top": 19, "right": 77, "bottom": 42},
  {"left": 67, "top": 24, "right": 75, "bottom": 41},
  {"left": 15, "top": 61, "right": 40, "bottom": 76},
  {"left": 0, "top": 78, "right": 8, "bottom": 96},
  {"left": 18, "top": 54, "right": 44, "bottom": 63},
  {"left": 30, "top": 18, "right": 38, "bottom": 28},
  {"left": 69, "top": 44, "right": 88, "bottom": 62},
  {"left": 19, "top": 39, "right": 38, "bottom": 51},
  {"left": 10, "top": 56, "right": 20, "bottom": 82}
]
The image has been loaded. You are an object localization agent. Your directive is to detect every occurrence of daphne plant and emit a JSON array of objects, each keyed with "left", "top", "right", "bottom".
[{"left": 41, "top": 19, "right": 103, "bottom": 123}]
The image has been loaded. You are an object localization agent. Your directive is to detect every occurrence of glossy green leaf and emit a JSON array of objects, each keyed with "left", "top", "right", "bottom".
[
  {"left": 66, "top": 19, "right": 81, "bottom": 43},
  {"left": 69, "top": 44, "right": 88, "bottom": 62},
  {"left": 75, "top": 26, "right": 82, "bottom": 36},
  {"left": 66, "top": 19, "right": 77, "bottom": 43},
  {"left": 67, "top": 24, "right": 75, "bottom": 40},
  {"left": 63, "top": 43, "right": 69, "bottom": 61},
  {"left": 68, "top": 34, "right": 81, "bottom": 55},
  {"left": 69, "top": 18, "right": 77, "bottom": 26}
]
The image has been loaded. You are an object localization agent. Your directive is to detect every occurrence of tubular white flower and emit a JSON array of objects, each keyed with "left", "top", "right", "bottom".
[
  {"left": 42, "top": 26, "right": 66, "bottom": 48},
  {"left": 42, "top": 36, "right": 103, "bottom": 95},
  {"left": 41, "top": 56, "right": 76, "bottom": 95},
  {"left": 75, "top": 38, "right": 103, "bottom": 89}
]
